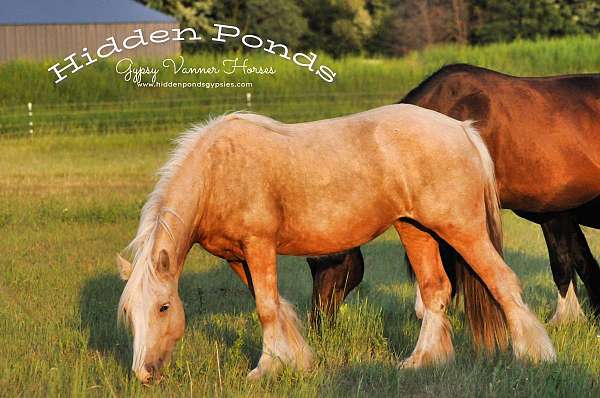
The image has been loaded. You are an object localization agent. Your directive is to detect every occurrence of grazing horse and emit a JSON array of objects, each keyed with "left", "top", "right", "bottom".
[
  {"left": 310, "top": 64, "right": 600, "bottom": 326},
  {"left": 117, "top": 105, "right": 556, "bottom": 383}
]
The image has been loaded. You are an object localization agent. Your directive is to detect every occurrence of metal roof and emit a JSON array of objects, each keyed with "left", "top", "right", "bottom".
[{"left": 0, "top": 0, "right": 177, "bottom": 25}]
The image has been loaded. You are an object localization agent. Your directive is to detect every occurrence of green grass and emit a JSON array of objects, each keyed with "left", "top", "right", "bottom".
[
  {"left": 1, "top": 131, "right": 599, "bottom": 397},
  {"left": 1, "top": 34, "right": 599, "bottom": 136}
]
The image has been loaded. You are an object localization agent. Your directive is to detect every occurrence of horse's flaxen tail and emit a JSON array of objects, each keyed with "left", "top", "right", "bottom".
[{"left": 458, "top": 121, "right": 509, "bottom": 354}]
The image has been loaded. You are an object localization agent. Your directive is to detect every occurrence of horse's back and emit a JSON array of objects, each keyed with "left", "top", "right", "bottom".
[
  {"left": 403, "top": 65, "right": 600, "bottom": 130},
  {"left": 198, "top": 105, "right": 482, "bottom": 255},
  {"left": 402, "top": 65, "right": 600, "bottom": 211},
  {"left": 219, "top": 105, "right": 468, "bottom": 160}
]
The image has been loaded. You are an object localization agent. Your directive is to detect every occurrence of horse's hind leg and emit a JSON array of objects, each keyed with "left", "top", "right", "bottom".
[
  {"left": 440, "top": 227, "right": 556, "bottom": 363},
  {"left": 573, "top": 199, "right": 600, "bottom": 317},
  {"left": 395, "top": 221, "right": 454, "bottom": 368},
  {"left": 242, "top": 238, "right": 313, "bottom": 379},
  {"left": 517, "top": 210, "right": 586, "bottom": 324}
]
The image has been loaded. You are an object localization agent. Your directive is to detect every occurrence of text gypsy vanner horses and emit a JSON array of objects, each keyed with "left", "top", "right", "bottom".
[
  {"left": 311, "top": 64, "right": 600, "bottom": 326},
  {"left": 117, "top": 104, "right": 555, "bottom": 383}
]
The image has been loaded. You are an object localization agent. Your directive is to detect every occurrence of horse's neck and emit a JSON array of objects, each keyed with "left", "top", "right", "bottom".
[{"left": 156, "top": 193, "right": 201, "bottom": 272}]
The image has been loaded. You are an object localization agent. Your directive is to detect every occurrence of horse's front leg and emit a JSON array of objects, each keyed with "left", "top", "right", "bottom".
[
  {"left": 395, "top": 221, "right": 454, "bottom": 368},
  {"left": 243, "top": 237, "right": 314, "bottom": 380},
  {"left": 307, "top": 247, "right": 364, "bottom": 328}
]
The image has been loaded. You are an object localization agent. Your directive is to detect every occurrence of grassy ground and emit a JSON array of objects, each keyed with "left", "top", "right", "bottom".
[{"left": 1, "top": 132, "right": 599, "bottom": 397}]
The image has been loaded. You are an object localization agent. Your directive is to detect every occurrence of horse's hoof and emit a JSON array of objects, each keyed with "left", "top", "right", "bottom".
[
  {"left": 548, "top": 312, "right": 584, "bottom": 326},
  {"left": 247, "top": 367, "right": 264, "bottom": 381},
  {"left": 511, "top": 308, "right": 557, "bottom": 363},
  {"left": 135, "top": 367, "right": 153, "bottom": 384},
  {"left": 548, "top": 282, "right": 584, "bottom": 326},
  {"left": 415, "top": 308, "right": 424, "bottom": 320},
  {"left": 399, "top": 355, "right": 421, "bottom": 369},
  {"left": 399, "top": 349, "right": 453, "bottom": 369}
]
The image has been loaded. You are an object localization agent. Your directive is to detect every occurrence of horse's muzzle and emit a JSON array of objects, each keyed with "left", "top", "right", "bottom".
[{"left": 135, "top": 363, "right": 163, "bottom": 384}]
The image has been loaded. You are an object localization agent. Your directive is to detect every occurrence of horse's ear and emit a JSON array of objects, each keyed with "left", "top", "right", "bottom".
[
  {"left": 156, "top": 249, "right": 171, "bottom": 276},
  {"left": 117, "top": 254, "right": 132, "bottom": 280}
]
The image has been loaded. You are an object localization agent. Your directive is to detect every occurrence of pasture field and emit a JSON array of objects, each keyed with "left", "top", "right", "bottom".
[{"left": 1, "top": 133, "right": 600, "bottom": 397}]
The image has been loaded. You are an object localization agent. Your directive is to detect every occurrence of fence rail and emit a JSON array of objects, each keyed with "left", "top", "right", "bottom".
[{"left": 0, "top": 92, "right": 402, "bottom": 137}]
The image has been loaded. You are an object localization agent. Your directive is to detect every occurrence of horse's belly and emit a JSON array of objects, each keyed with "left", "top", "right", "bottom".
[
  {"left": 500, "top": 173, "right": 600, "bottom": 212},
  {"left": 276, "top": 223, "right": 391, "bottom": 256},
  {"left": 495, "top": 131, "right": 600, "bottom": 212},
  {"left": 275, "top": 206, "right": 397, "bottom": 256}
]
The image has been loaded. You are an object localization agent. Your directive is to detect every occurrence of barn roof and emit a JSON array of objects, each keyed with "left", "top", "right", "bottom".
[{"left": 0, "top": 0, "right": 176, "bottom": 25}]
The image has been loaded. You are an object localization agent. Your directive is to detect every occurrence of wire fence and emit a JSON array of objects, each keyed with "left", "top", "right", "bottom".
[{"left": 0, "top": 91, "right": 403, "bottom": 138}]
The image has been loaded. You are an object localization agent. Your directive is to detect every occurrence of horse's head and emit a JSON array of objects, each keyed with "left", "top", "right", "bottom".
[
  {"left": 117, "top": 248, "right": 185, "bottom": 383},
  {"left": 114, "top": 117, "right": 211, "bottom": 382}
]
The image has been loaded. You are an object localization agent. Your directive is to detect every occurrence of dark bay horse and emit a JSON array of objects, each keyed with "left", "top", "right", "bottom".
[
  {"left": 117, "top": 105, "right": 555, "bottom": 383},
  {"left": 311, "top": 64, "right": 600, "bottom": 325}
]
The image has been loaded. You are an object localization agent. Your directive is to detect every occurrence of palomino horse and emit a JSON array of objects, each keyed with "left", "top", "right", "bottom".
[
  {"left": 117, "top": 105, "right": 555, "bottom": 383},
  {"left": 310, "top": 64, "right": 600, "bottom": 326}
]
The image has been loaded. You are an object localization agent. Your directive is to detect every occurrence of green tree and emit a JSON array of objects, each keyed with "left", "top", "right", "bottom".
[
  {"left": 300, "top": 0, "right": 374, "bottom": 56},
  {"left": 138, "top": 0, "right": 600, "bottom": 56},
  {"left": 367, "top": 0, "right": 469, "bottom": 56},
  {"left": 212, "top": 0, "right": 308, "bottom": 50},
  {"left": 470, "top": 0, "right": 600, "bottom": 44},
  {"left": 138, "top": 0, "right": 308, "bottom": 52},
  {"left": 140, "top": 0, "right": 215, "bottom": 34}
]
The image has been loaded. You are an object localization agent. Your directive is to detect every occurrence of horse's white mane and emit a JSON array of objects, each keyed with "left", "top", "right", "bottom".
[
  {"left": 117, "top": 114, "right": 232, "bottom": 326},
  {"left": 229, "top": 112, "right": 296, "bottom": 135}
]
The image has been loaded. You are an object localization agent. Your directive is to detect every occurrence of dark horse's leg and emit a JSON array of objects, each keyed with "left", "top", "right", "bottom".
[
  {"left": 572, "top": 198, "right": 600, "bottom": 317},
  {"left": 538, "top": 213, "right": 585, "bottom": 323},
  {"left": 232, "top": 251, "right": 364, "bottom": 328},
  {"left": 541, "top": 211, "right": 600, "bottom": 319},
  {"left": 519, "top": 209, "right": 600, "bottom": 321},
  {"left": 306, "top": 247, "right": 364, "bottom": 327},
  {"left": 228, "top": 260, "right": 255, "bottom": 296}
]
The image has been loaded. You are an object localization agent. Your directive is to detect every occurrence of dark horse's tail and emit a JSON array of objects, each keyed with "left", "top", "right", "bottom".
[{"left": 406, "top": 121, "right": 509, "bottom": 353}]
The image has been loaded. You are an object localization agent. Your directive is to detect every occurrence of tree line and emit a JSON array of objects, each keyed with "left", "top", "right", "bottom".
[{"left": 139, "top": 0, "right": 600, "bottom": 56}]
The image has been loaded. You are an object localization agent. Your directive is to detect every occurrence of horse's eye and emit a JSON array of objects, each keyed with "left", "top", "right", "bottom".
[{"left": 159, "top": 304, "right": 170, "bottom": 313}]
